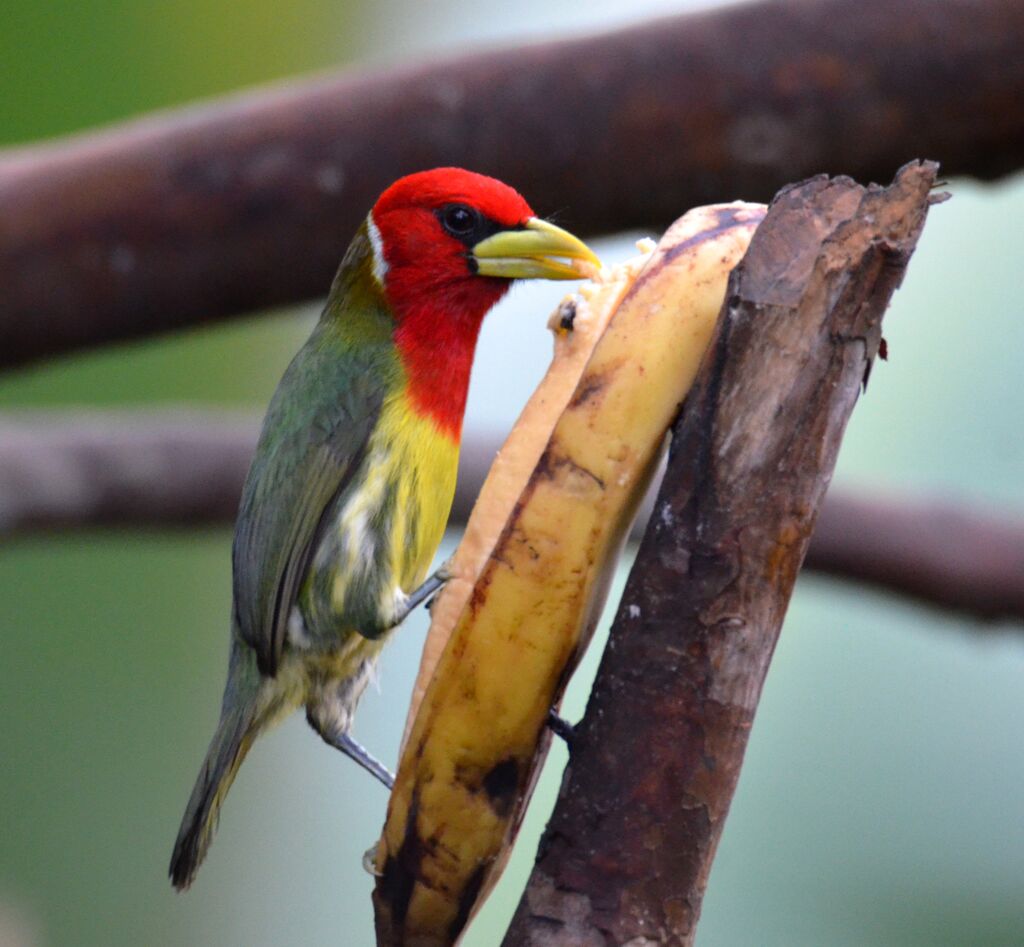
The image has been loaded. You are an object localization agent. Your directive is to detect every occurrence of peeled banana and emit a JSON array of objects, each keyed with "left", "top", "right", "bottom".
[{"left": 373, "top": 202, "right": 766, "bottom": 946}]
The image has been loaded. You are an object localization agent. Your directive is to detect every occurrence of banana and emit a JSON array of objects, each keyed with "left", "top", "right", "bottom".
[
  {"left": 373, "top": 202, "right": 766, "bottom": 946},
  {"left": 398, "top": 242, "right": 652, "bottom": 752}
]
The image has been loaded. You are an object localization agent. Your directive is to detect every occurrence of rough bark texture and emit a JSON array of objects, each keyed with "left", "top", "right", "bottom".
[
  {"left": 501, "top": 162, "right": 939, "bottom": 946},
  {"left": 3, "top": 414, "right": 1022, "bottom": 625},
  {"left": 1, "top": 0, "right": 1022, "bottom": 369}
]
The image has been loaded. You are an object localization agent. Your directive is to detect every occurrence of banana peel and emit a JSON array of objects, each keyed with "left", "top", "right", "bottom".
[{"left": 373, "top": 203, "right": 766, "bottom": 946}]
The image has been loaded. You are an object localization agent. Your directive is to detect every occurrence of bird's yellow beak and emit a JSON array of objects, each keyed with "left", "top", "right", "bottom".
[{"left": 471, "top": 217, "right": 600, "bottom": 280}]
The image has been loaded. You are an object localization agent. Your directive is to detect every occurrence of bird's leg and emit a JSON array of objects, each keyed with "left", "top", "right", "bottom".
[
  {"left": 335, "top": 734, "right": 395, "bottom": 790},
  {"left": 392, "top": 563, "right": 453, "bottom": 625},
  {"left": 308, "top": 714, "right": 395, "bottom": 789},
  {"left": 546, "top": 709, "right": 576, "bottom": 747}
]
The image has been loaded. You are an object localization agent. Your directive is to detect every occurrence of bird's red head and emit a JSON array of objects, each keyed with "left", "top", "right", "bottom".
[
  {"left": 365, "top": 168, "right": 599, "bottom": 439},
  {"left": 370, "top": 168, "right": 535, "bottom": 323}
]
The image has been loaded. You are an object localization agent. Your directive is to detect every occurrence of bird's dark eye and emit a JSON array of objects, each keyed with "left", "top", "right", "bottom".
[{"left": 440, "top": 204, "right": 480, "bottom": 238}]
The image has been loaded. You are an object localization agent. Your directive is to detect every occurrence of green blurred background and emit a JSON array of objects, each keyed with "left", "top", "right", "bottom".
[{"left": 2, "top": 1, "right": 1022, "bottom": 945}]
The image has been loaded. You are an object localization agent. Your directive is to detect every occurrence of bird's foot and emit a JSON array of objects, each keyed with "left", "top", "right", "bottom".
[
  {"left": 362, "top": 842, "right": 384, "bottom": 877},
  {"left": 546, "top": 709, "right": 576, "bottom": 748},
  {"left": 395, "top": 564, "right": 453, "bottom": 625}
]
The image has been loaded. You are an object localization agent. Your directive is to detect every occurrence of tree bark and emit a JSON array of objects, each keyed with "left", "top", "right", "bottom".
[
  {"left": 1, "top": 0, "right": 1022, "bottom": 369},
  {"left": 502, "top": 162, "right": 939, "bottom": 945}
]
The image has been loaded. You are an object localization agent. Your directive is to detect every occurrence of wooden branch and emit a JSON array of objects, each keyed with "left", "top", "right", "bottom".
[
  {"left": 0, "top": 412, "right": 257, "bottom": 534},
  {"left": 501, "top": 162, "right": 939, "bottom": 945},
  {"left": 2, "top": 412, "right": 1022, "bottom": 624},
  {"left": 801, "top": 491, "right": 1024, "bottom": 624},
  {"left": 2, "top": 0, "right": 1022, "bottom": 369}
]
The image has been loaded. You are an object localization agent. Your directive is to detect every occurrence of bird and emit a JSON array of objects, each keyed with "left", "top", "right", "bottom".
[{"left": 168, "top": 167, "right": 600, "bottom": 890}]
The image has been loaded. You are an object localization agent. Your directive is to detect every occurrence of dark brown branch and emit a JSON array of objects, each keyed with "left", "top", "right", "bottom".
[
  {"left": 803, "top": 492, "right": 1024, "bottom": 624},
  {"left": 2, "top": 412, "right": 1022, "bottom": 624},
  {"left": 501, "top": 163, "right": 938, "bottom": 945},
  {"left": 2, "top": 0, "right": 1023, "bottom": 369}
]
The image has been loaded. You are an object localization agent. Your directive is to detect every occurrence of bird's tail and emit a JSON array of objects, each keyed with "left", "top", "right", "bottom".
[{"left": 169, "top": 695, "right": 260, "bottom": 891}]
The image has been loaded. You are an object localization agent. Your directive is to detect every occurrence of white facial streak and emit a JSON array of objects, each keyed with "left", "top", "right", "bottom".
[{"left": 366, "top": 212, "right": 389, "bottom": 286}]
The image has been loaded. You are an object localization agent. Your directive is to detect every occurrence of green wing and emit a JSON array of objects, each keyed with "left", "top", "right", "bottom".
[{"left": 231, "top": 323, "right": 391, "bottom": 677}]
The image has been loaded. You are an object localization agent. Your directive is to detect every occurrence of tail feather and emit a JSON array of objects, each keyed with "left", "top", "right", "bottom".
[{"left": 169, "top": 703, "right": 258, "bottom": 890}]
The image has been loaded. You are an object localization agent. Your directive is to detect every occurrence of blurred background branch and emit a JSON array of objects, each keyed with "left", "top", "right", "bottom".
[
  {"left": 3, "top": 412, "right": 1022, "bottom": 625},
  {"left": 2, "top": 0, "right": 1023, "bottom": 370}
]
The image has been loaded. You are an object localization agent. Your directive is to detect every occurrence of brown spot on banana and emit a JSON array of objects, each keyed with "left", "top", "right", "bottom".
[
  {"left": 568, "top": 369, "right": 610, "bottom": 409},
  {"left": 481, "top": 758, "right": 520, "bottom": 818}
]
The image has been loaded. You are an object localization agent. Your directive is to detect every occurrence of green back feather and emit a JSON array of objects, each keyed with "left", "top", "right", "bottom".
[{"left": 231, "top": 224, "right": 402, "bottom": 675}]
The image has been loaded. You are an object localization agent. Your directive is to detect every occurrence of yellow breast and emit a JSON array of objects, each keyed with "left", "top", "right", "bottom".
[
  {"left": 325, "top": 388, "right": 460, "bottom": 624},
  {"left": 379, "top": 389, "right": 461, "bottom": 591}
]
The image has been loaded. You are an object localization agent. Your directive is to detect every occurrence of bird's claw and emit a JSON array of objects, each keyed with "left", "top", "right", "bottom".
[
  {"left": 546, "top": 709, "right": 576, "bottom": 747},
  {"left": 362, "top": 842, "right": 384, "bottom": 877}
]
